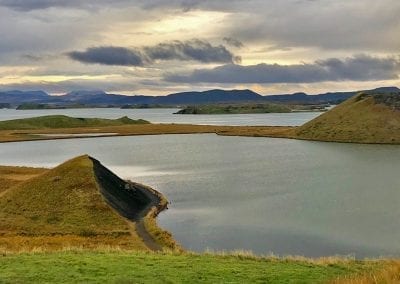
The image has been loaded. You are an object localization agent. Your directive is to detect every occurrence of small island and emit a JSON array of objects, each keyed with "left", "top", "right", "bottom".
[{"left": 174, "top": 103, "right": 292, "bottom": 114}]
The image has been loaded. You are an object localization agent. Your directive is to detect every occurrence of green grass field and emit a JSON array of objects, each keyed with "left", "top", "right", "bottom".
[{"left": 0, "top": 251, "right": 378, "bottom": 283}]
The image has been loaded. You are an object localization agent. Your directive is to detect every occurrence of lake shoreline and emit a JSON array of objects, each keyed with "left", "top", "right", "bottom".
[{"left": 1, "top": 123, "right": 400, "bottom": 145}]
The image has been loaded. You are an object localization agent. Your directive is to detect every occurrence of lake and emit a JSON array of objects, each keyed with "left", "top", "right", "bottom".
[
  {"left": 1, "top": 134, "right": 399, "bottom": 258},
  {"left": 0, "top": 108, "right": 322, "bottom": 126}
]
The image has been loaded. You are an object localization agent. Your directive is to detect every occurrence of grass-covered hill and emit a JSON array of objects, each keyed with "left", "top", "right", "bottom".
[
  {"left": 295, "top": 91, "right": 400, "bottom": 144},
  {"left": 175, "top": 103, "right": 291, "bottom": 114},
  {"left": 0, "top": 115, "right": 149, "bottom": 130},
  {"left": 0, "top": 166, "right": 47, "bottom": 195},
  {"left": 0, "top": 155, "right": 170, "bottom": 251}
]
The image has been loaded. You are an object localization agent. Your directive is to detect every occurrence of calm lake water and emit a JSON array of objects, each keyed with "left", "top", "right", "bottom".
[
  {"left": 1, "top": 134, "right": 399, "bottom": 258},
  {"left": 0, "top": 108, "right": 322, "bottom": 126}
]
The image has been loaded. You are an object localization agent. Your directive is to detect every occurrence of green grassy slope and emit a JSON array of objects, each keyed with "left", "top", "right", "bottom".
[
  {"left": 0, "top": 115, "right": 149, "bottom": 130},
  {"left": 295, "top": 92, "right": 400, "bottom": 143},
  {"left": 0, "top": 251, "right": 377, "bottom": 284},
  {"left": 0, "top": 166, "right": 47, "bottom": 195},
  {"left": 0, "top": 156, "right": 147, "bottom": 250},
  {"left": 175, "top": 103, "right": 291, "bottom": 114}
]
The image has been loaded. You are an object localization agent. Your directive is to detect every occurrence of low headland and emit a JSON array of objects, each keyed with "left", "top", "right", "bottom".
[
  {"left": 174, "top": 103, "right": 327, "bottom": 114},
  {"left": 0, "top": 155, "right": 177, "bottom": 252},
  {"left": 174, "top": 103, "right": 292, "bottom": 114}
]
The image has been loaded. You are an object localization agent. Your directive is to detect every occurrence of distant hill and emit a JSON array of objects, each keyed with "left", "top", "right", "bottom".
[
  {"left": 0, "top": 90, "right": 50, "bottom": 104},
  {"left": 2, "top": 87, "right": 399, "bottom": 107},
  {"left": 58, "top": 89, "right": 263, "bottom": 105},
  {"left": 0, "top": 155, "right": 169, "bottom": 250},
  {"left": 157, "top": 89, "right": 263, "bottom": 104},
  {"left": 264, "top": 91, "right": 357, "bottom": 104},
  {"left": 295, "top": 89, "right": 400, "bottom": 143}
]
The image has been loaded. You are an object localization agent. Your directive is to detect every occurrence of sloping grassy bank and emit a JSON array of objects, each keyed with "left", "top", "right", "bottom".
[
  {"left": 296, "top": 92, "right": 400, "bottom": 144},
  {"left": 0, "top": 156, "right": 174, "bottom": 252},
  {"left": 0, "top": 250, "right": 380, "bottom": 283}
]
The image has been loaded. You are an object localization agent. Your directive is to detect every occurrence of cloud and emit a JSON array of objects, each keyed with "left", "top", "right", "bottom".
[
  {"left": 144, "top": 39, "right": 240, "bottom": 63},
  {"left": 222, "top": 37, "right": 244, "bottom": 48},
  {"left": 68, "top": 40, "right": 240, "bottom": 66},
  {"left": 165, "top": 55, "right": 400, "bottom": 84},
  {"left": 0, "top": 0, "right": 130, "bottom": 11},
  {"left": 68, "top": 47, "right": 145, "bottom": 66},
  {"left": 0, "top": 0, "right": 83, "bottom": 11}
]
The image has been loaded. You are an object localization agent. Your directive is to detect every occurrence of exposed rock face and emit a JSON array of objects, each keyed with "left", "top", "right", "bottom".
[{"left": 90, "top": 157, "right": 159, "bottom": 220}]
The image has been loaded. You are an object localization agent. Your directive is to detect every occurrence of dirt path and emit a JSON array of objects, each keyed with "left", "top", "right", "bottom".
[{"left": 131, "top": 220, "right": 162, "bottom": 251}]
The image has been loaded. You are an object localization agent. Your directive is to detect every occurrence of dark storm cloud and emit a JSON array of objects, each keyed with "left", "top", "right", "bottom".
[
  {"left": 68, "top": 47, "right": 145, "bottom": 66},
  {"left": 68, "top": 40, "right": 240, "bottom": 66},
  {"left": 222, "top": 37, "right": 244, "bottom": 48},
  {"left": 144, "top": 39, "right": 240, "bottom": 63},
  {"left": 166, "top": 55, "right": 400, "bottom": 84},
  {"left": 0, "top": 0, "right": 81, "bottom": 11}
]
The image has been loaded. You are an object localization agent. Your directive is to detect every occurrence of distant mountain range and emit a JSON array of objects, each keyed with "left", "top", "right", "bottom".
[{"left": 1, "top": 87, "right": 399, "bottom": 107}]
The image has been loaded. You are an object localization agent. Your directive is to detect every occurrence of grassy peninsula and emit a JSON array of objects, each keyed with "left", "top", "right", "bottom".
[
  {"left": 0, "top": 155, "right": 175, "bottom": 251},
  {"left": 0, "top": 115, "right": 149, "bottom": 130}
]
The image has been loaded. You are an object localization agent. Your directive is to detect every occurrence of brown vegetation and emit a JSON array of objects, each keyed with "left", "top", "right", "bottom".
[
  {"left": 296, "top": 92, "right": 400, "bottom": 144},
  {"left": 0, "top": 123, "right": 295, "bottom": 143},
  {"left": 0, "top": 156, "right": 172, "bottom": 252},
  {"left": 332, "top": 260, "right": 400, "bottom": 283}
]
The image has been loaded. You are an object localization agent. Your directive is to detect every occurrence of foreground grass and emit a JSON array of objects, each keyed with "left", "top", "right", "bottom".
[{"left": 0, "top": 250, "right": 378, "bottom": 283}]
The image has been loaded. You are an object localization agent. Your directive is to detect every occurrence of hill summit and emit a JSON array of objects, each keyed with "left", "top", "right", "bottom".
[
  {"left": 295, "top": 90, "right": 400, "bottom": 143},
  {"left": 0, "top": 155, "right": 168, "bottom": 251}
]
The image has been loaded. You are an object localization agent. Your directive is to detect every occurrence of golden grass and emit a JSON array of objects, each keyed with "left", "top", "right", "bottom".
[
  {"left": 143, "top": 207, "right": 182, "bottom": 252},
  {"left": 0, "top": 235, "right": 147, "bottom": 252},
  {"left": 0, "top": 123, "right": 295, "bottom": 143},
  {"left": 296, "top": 93, "right": 400, "bottom": 144},
  {"left": 332, "top": 260, "right": 400, "bottom": 283},
  {"left": 0, "top": 166, "right": 47, "bottom": 195}
]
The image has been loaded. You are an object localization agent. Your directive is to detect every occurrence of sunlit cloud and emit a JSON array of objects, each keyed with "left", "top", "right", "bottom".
[{"left": 0, "top": 0, "right": 398, "bottom": 95}]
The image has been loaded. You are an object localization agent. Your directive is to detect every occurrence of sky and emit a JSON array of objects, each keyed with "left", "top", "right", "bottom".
[{"left": 0, "top": 0, "right": 399, "bottom": 96}]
